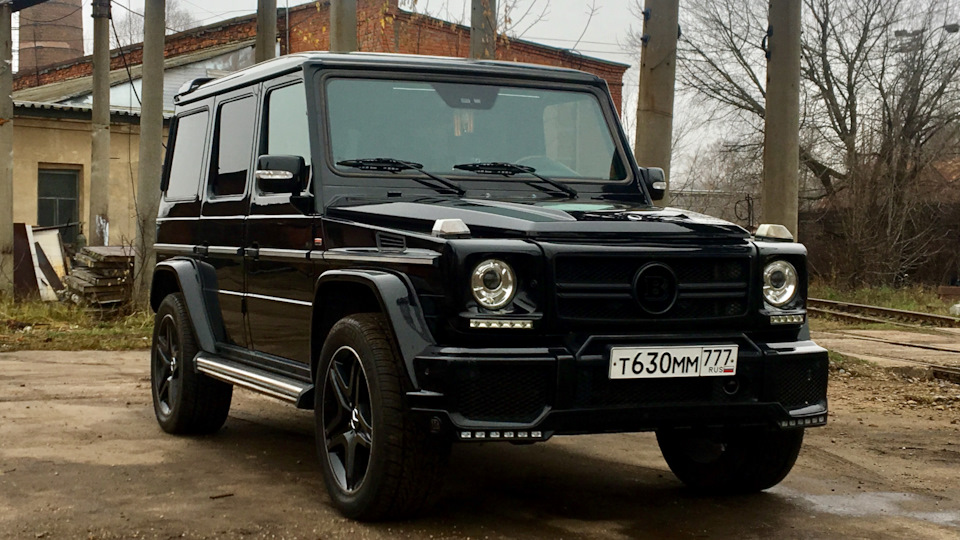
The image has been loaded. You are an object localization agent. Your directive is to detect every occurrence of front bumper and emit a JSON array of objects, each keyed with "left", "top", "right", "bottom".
[{"left": 408, "top": 333, "right": 829, "bottom": 442}]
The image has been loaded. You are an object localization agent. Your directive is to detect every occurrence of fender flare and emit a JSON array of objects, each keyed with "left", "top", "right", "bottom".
[
  {"left": 315, "top": 269, "right": 435, "bottom": 388},
  {"left": 151, "top": 258, "right": 224, "bottom": 353}
]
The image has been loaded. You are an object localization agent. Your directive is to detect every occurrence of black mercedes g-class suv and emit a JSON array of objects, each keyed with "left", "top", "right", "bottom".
[{"left": 150, "top": 52, "right": 828, "bottom": 521}]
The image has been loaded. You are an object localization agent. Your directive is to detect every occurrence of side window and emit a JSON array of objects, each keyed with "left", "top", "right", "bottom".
[
  {"left": 210, "top": 96, "right": 256, "bottom": 197},
  {"left": 265, "top": 83, "right": 311, "bottom": 166},
  {"left": 164, "top": 110, "right": 209, "bottom": 201}
]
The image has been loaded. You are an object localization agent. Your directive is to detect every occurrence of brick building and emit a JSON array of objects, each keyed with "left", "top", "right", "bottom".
[
  {"left": 13, "top": 0, "right": 629, "bottom": 111},
  {"left": 9, "top": 0, "right": 629, "bottom": 246}
]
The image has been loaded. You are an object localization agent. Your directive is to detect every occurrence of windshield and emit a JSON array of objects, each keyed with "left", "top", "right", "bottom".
[{"left": 325, "top": 78, "right": 628, "bottom": 182}]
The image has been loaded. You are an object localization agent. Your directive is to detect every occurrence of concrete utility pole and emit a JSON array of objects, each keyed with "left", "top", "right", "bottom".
[
  {"left": 89, "top": 0, "right": 111, "bottom": 246},
  {"left": 0, "top": 1, "right": 13, "bottom": 298},
  {"left": 330, "top": 0, "right": 357, "bottom": 53},
  {"left": 634, "top": 0, "right": 679, "bottom": 207},
  {"left": 762, "top": 0, "right": 802, "bottom": 238},
  {"left": 255, "top": 0, "right": 277, "bottom": 63},
  {"left": 134, "top": 0, "right": 165, "bottom": 304},
  {"left": 470, "top": 0, "right": 496, "bottom": 59}
]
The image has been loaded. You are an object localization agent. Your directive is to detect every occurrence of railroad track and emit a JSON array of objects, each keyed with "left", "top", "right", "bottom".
[
  {"left": 808, "top": 298, "right": 960, "bottom": 383},
  {"left": 818, "top": 330, "right": 960, "bottom": 384},
  {"left": 808, "top": 298, "right": 960, "bottom": 329}
]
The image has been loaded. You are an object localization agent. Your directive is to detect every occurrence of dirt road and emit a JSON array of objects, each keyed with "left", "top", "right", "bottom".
[{"left": 2, "top": 348, "right": 959, "bottom": 539}]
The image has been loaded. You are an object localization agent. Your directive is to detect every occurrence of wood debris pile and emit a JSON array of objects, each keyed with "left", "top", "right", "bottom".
[{"left": 65, "top": 246, "right": 135, "bottom": 308}]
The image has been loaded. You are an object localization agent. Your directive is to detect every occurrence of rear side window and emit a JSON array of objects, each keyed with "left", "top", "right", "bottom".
[
  {"left": 165, "top": 110, "right": 209, "bottom": 201},
  {"left": 265, "top": 83, "right": 311, "bottom": 166},
  {"left": 210, "top": 96, "right": 256, "bottom": 197}
]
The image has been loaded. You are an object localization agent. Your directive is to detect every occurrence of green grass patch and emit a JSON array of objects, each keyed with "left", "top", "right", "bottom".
[
  {"left": 810, "top": 280, "right": 955, "bottom": 316},
  {"left": 0, "top": 298, "right": 152, "bottom": 352}
]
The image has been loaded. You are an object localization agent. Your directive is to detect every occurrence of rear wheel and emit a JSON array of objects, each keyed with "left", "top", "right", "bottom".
[
  {"left": 656, "top": 428, "right": 804, "bottom": 493},
  {"left": 315, "top": 313, "right": 449, "bottom": 521},
  {"left": 151, "top": 292, "right": 232, "bottom": 434}
]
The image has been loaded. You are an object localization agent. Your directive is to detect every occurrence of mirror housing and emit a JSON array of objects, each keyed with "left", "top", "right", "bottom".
[
  {"left": 256, "top": 155, "right": 308, "bottom": 194},
  {"left": 642, "top": 167, "right": 667, "bottom": 202}
]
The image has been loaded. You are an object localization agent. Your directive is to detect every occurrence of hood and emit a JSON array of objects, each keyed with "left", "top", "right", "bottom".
[{"left": 326, "top": 198, "right": 750, "bottom": 240}]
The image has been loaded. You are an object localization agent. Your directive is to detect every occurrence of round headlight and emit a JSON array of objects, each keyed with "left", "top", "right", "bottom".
[
  {"left": 471, "top": 259, "right": 516, "bottom": 309},
  {"left": 763, "top": 260, "right": 799, "bottom": 307}
]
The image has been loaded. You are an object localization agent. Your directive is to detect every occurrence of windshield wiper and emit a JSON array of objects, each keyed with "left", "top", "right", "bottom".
[
  {"left": 337, "top": 158, "right": 465, "bottom": 196},
  {"left": 452, "top": 162, "right": 578, "bottom": 199}
]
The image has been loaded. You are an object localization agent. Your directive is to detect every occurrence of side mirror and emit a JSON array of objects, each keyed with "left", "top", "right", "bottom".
[
  {"left": 642, "top": 167, "right": 667, "bottom": 202},
  {"left": 255, "top": 155, "right": 308, "bottom": 194}
]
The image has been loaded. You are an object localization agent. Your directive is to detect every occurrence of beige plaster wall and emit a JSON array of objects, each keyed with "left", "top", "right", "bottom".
[{"left": 12, "top": 116, "right": 144, "bottom": 245}]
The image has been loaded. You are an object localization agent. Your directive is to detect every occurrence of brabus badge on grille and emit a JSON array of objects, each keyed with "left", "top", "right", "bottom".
[{"left": 633, "top": 262, "right": 678, "bottom": 315}]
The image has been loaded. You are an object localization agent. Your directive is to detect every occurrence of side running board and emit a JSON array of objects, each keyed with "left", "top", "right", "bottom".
[{"left": 195, "top": 353, "right": 314, "bottom": 409}]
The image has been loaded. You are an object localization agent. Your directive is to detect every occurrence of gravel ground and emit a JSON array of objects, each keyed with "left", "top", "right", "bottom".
[{"left": 1, "top": 342, "right": 959, "bottom": 539}]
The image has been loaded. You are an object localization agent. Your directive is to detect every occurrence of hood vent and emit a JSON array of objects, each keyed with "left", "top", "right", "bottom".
[{"left": 376, "top": 232, "right": 407, "bottom": 253}]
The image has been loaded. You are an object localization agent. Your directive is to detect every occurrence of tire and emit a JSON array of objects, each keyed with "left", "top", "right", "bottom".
[
  {"left": 656, "top": 427, "right": 804, "bottom": 494},
  {"left": 151, "top": 292, "right": 233, "bottom": 435},
  {"left": 315, "top": 313, "right": 449, "bottom": 521}
]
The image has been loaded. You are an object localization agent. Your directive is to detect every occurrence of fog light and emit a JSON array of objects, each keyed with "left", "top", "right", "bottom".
[
  {"left": 504, "top": 431, "right": 515, "bottom": 438},
  {"left": 461, "top": 431, "right": 472, "bottom": 439},
  {"left": 531, "top": 431, "right": 542, "bottom": 438}
]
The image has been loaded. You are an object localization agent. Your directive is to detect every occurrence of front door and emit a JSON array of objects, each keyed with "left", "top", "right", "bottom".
[{"left": 244, "top": 76, "right": 316, "bottom": 365}]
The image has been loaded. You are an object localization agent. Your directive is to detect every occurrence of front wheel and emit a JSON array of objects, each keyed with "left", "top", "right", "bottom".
[
  {"left": 315, "top": 313, "right": 449, "bottom": 521},
  {"left": 656, "top": 428, "right": 804, "bottom": 494}
]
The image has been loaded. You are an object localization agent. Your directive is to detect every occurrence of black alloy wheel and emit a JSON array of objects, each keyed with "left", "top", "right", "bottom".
[
  {"left": 314, "top": 313, "right": 449, "bottom": 521},
  {"left": 150, "top": 292, "right": 232, "bottom": 434},
  {"left": 321, "top": 345, "right": 374, "bottom": 494},
  {"left": 154, "top": 313, "right": 182, "bottom": 418}
]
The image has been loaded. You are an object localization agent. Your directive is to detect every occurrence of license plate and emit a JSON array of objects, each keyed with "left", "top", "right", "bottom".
[{"left": 608, "top": 345, "right": 739, "bottom": 379}]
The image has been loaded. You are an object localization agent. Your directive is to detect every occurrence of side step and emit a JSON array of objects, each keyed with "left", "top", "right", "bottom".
[{"left": 195, "top": 353, "right": 314, "bottom": 408}]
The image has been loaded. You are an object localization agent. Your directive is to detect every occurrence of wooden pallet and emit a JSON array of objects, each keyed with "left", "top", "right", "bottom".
[{"left": 65, "top": 246, "right": 136, "bottom": 307}]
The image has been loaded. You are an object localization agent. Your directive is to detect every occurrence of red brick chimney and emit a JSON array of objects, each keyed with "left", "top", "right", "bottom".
[{"left": 17, "top": 0, "right": 85, "bottom": 73}]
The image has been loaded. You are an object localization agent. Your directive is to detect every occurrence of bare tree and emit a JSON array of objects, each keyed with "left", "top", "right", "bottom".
[
  {"left": 112, "top": 0, "right": 197, "bottom": 48},
  {"left": 627, "top": 0, "right": 960, "bottom": 285}
]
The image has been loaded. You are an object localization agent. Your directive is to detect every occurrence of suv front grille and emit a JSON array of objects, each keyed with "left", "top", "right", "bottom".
[{"left": 554, "top": 256, "right": 751, "bottom": 323}]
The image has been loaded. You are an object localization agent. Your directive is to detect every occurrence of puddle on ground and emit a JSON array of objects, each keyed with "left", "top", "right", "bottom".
[{"left": 775, "top": 488, "right": 960, "bottom": 527}]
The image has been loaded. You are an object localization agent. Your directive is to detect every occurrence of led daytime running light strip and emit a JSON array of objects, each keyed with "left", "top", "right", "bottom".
[
  {"left": 770, "top": 314, "right": 805, "bottom": 325},
  {"left": 778, "top": 415, "right": 827, "bottom": 428},
  {"left": 460, "top": 430, "right": 544, "bottom": 440},
  {"left": 470, "top": 319, "right": 534, "bottom": 329}
]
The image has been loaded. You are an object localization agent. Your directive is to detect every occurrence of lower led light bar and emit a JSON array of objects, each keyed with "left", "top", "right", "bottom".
[
  {"left": 778, "top": 414, "right": 827, "bottom": 428},
  {"left": 770, "top": 314, "right": 805, "bottom": 325},
  {"left": 459, "top": 430, "right": 544, "bottom": 441},
  {"left": 470, "top": 319, "right": 534, "bottom": 329}
]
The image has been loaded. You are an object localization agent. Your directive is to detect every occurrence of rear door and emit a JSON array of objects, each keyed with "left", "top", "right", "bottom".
[
  {"left": 244, "top": 75, "right": 316, "bottom": 364},
  {"left": 199, "top": 87, "right": 260, "bottom": 349}
]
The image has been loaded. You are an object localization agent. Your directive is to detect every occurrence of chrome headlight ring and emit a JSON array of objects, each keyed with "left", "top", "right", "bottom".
[
  {"left": 471, "top": 259, "right": 516, "bottom": 310},
  {"left": 762, "top": 260, "right": 799, "bottom": 307}
]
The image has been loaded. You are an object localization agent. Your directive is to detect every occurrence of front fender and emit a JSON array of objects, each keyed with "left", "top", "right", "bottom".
[
  {"left": 151, "top": 258, "right": 224, "bottom": 353},
  {"left": 316, "top": 269, "right": 435, "bottom": 388}
]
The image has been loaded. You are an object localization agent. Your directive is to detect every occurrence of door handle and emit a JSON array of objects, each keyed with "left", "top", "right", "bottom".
[
  {"left": 244, "top": 247, "right": 259, "bottom": 258},
  {"left": 194, "top": 245, "right": 208, "bottom": 256}
]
